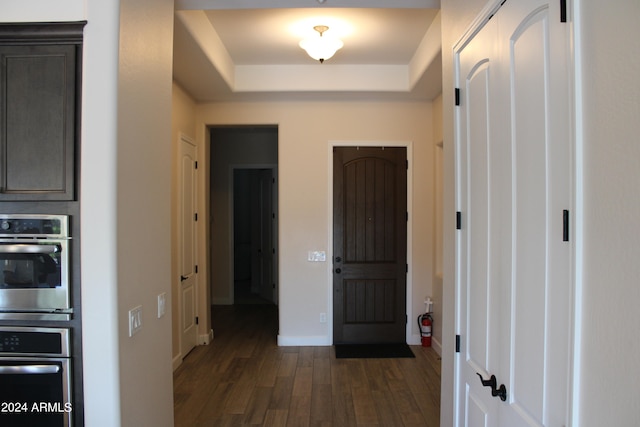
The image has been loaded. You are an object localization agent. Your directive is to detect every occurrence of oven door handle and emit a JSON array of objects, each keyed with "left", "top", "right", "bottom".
[
  {"left": 0, "top": 364, "right": 61, "bottom": 374},
  {"left": 0, "top": 244, "right": 61, "bottom": 254}
]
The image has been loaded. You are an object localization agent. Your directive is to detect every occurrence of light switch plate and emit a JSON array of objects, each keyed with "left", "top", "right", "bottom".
[
  {"left": 308, "top": 251, "right": 326, "bottom": 262},
  {"left": 129, "top": 305, "right": 143, "bottom": 337},
  {"left": 157, "top": 293, "right": 166, "bottom": 318}
]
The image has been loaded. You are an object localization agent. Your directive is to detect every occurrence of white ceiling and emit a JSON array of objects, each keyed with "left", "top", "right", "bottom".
[{"left": 173, "top": 0, "right": 442, "bottom": 102}]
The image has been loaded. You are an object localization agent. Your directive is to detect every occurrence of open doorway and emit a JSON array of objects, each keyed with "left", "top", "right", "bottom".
[{"left": 209, "top": 126, "right": 278, "bottom": 307}]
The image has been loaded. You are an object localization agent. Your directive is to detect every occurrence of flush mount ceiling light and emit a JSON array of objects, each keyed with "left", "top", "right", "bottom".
[{"left": 299, "top": 25, "right": 343, "bottom": 63}]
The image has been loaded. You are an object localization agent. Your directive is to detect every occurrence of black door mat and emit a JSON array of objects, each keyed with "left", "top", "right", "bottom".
[{"left": 334, "top": 343, "right": 415, "bottom": 359}]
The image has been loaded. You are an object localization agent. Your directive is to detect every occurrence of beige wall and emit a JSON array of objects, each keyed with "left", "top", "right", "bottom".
[
  {"left": 171, "top": 82, "right": 196, "bottom": 365},
  {"left": 195, "top": 100, "right": 436, "bottom": 345},
  {"left": 115, "top": 0, "right": 175, "bottom": 425},
  {"left": 575, "top": 1, "right": 640, "bottom": 425}
]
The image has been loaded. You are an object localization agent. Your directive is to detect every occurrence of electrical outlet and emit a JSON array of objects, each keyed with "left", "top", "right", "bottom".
[
  {"left": 320, "top": 312, "right": 327, "bottom": 323},
  {"left": 129, "top": 305, "right": 143, "bottom": 337},
  {"left": 157, "top": 293, "right": 166, "bottom": 318}
]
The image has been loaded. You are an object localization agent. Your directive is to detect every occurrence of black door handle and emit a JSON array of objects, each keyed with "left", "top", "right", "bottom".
[
  {"left": 335, "top": 256, "right": 342, "bottom": 263},
  {"left": 180, "top": 275, "right": 188, "bottom": 282},
  {"left": 492, "top": 383, "right": 507, "bottom": 401},
  {"left": 335, "top": 268, "right": 341, "bottom": 274},
  {"left": 476, "top": 373, "right": 497, "bottom": 389},
  {"left": 476, "top": 373, "right": 507, "bottom": 401}
]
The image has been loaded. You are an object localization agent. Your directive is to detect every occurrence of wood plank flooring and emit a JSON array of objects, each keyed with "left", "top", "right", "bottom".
[{"left": 173, "top": 304, "right": 441, "bottom": 426}]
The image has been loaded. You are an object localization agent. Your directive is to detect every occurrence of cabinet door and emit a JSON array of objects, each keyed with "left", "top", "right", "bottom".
[{"left": 0, "top": 44, "right": 77, "bottom": 200}]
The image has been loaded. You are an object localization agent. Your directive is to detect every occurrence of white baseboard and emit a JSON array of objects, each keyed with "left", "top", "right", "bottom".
[
  {"left": 172, "top": 354, "right": 182, "bottom": 371},
  {"left": 277, "top": 335, "right": 331, "bottom": 346},
  {"left": 200, "top": 329, "right": 214, "bottom": 345},
  {"left": 431, "top": 337, "right": 442, "bottom": 356},
  {"left": 409, "top": 333, "right": 422, "bottom": 346},
  {"left": 411, "top": 333, "right": 442, "bottom": 356}
]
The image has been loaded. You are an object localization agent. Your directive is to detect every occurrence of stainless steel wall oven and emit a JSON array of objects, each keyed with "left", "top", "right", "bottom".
[
  {"left": 0, "top": 326, "right": 72, "bottom": 427},
  {"left": 0, "top": 215, "right": 71, "bottom": 320}
]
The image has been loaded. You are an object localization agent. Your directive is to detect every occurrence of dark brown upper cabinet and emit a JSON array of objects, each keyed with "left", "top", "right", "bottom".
[{"left": 0, "top": 22, "right": 85, "bottom": 201}]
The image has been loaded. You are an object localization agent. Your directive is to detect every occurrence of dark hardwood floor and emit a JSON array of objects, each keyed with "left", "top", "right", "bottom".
[{"left": 173, "top": 304, "right": 441, "bottom": 426}]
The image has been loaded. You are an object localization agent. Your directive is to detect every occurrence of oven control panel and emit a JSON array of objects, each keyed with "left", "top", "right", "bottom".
[
  {"left": 0, "top": 327, "right": 69, "bottom": 357},
  {"left": 0, "top": 215, "right": 68, "bottom": 238}
]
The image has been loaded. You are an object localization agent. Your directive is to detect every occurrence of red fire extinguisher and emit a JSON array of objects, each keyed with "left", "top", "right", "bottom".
[{"left": 418, "top": 313, "right": 433, "bottom": 347}]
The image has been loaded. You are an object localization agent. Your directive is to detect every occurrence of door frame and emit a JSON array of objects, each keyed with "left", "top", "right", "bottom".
[
  {"left": 327, "top": 140, "right": 415, "bottom": 344},
  {"left": 228, "top": 164, "right": 279, "bottom": 305}
]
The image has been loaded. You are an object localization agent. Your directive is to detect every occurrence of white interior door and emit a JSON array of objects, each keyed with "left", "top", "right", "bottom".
[
  {"left": 456, "top": 15, "right": 503, "bottom": 427},
  {"left": 179, "top": 135, "right": 198, "bottom": 358},
  {"left": 249, "top": 169, "right": 274, "bottom": 301},
  {"left": 455, "top": 1, "right": 573, "bottom": 426},
  {"left": 258, "top": 169, "right": 274, "bottom": 303},
  {"left": 499, "top": 1, "right": 572, "bottom": 424}
]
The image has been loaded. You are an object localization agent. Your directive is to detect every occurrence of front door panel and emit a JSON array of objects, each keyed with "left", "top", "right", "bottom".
[{"left": 333, "top": 147, "right": 407, "bottom": 344}]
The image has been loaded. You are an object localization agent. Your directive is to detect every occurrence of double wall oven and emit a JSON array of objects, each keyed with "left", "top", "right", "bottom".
[{"left": 0, "top": 215, "right": 74, "bottom": 426}]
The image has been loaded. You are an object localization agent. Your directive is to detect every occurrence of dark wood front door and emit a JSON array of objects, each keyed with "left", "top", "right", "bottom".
[{"left": 333, "top": 146, "right": 407, "bottom": 344}]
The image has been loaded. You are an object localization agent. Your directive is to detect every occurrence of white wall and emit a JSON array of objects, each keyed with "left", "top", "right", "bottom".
[
  {"left": 80, "top": 1, "right": 121, "bottom": 425},
  {"left": 195, "top": 101, "right": 436, "bottom": 346},
  {"left": 575, "top": 0, "right": 640, "bottom": 425}
]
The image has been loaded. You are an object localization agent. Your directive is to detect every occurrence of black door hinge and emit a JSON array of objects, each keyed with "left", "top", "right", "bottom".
[
  {"left": 195, "top": 265, "right": 198, "bottom": 274},
  {"left": 455, "top": 88, "right": 461, "bottom": 106},
  {"left": 406, "top": 160, "right": 409, "bottom": 170},
  {"left": 406, "top": 264, "right": 409, "bottom": 273},
  {"left": 560, "top": 0, "right": 567, "bottom": 22},
  {"left": 456, "top": 335, "right": 461, "bottom": 353},
  {"left": 406, "top": 212, "right": 409, "bottom": 221},
  {"left": 195, "top": 316, "right": 199, "bottom": 325},
  {"left": 563, "top": 210, "right": 570, "bottom": 242},
  {"left": 195, "top": 161, "right": 198, "bottom": 169},
  {"left": 456, "top": 211, "right": 462, "bottom": 230},
  {"left": 194, "top": 213, "right": 198, "bottom": 221}
]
